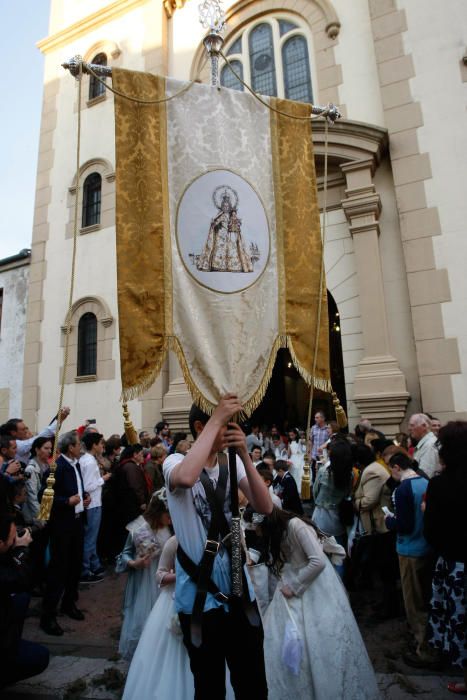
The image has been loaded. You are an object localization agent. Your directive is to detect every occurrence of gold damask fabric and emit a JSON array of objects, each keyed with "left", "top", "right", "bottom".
[
  {"left": 113, "top": 69, "right": 330, "bottom": 410},
  {"left": 113, "top": 69, "right": 170, "bottom": 399},
  {"left": 271, "top": 98, "right": 331, "bottom": 390}
]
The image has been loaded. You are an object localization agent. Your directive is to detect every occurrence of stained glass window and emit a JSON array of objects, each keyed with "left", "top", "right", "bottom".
[
  {"left": 227, "top": 37, "right": 242, "bottom": 56},
  {"left": 221, "top": 60, "right": 244, "bottom": 91},
  {"left": 278, "top": 20, "right": 298, "bottom": 36},
  {"left": 283, "top": 35, "right": 313, "bottom": 103},
  {"left": 249, "top": 24, "right": 277, "bottom": 96}
]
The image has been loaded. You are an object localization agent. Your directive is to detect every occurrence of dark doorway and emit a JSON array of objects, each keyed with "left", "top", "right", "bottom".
[{"left": 249, "top": 291, "right": 346, "bottom": 431}]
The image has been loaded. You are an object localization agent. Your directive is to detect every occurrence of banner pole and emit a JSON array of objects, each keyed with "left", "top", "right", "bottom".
[{"left": 228, "top": 445, "right": 243, "bottom": 597}]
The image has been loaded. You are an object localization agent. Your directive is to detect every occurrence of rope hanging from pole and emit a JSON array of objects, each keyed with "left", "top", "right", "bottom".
[{"left": 39, "top": 63, "right": 84, "bottom": 521}]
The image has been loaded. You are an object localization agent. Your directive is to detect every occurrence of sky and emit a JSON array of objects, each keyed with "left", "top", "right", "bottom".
[{"left": 0, "top": 1, "right": 50, "bottom": 259}]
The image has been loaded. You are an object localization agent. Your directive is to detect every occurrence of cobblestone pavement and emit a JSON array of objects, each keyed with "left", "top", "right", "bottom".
[{"left": 3, "top": 569, "right": 463, "bottom": 699}]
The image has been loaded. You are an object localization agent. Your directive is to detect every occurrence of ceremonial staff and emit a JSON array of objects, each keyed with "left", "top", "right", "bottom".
[{"left": 228, "top": 442, "right": 242, "bottom": 597}]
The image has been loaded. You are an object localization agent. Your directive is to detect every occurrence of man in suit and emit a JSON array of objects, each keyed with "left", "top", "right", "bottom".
[
  {"left": 273, "top": 460, "right": 303, "bottom": 515},
  {"left": 40, "top": 431, "right": 90, "bottom": 636}
]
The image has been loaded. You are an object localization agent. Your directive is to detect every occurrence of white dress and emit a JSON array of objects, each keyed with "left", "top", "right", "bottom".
[
  {"left": 264, "top": 519, "right": 380, "bottom": 700},
  {"left": 123, "top": 536, "right": 235, "bottom": 700},
  {"left": 288, "top": 441, "right": 306, "bottom": 490},
  {"left": 116, "top": 520, "right": 172, "bottom": 660}
]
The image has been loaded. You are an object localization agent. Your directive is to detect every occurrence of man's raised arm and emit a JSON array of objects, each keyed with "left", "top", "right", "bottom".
[{"left": 168, "top": 394, "right": 242, "bottom": 490}]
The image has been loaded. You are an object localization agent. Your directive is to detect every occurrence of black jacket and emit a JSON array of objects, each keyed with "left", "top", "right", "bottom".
[
  {"left": 424, "top": 471, "right": 467, "bottom": 564},
  {"left": 273, "top": 472, "right": 304, "bottom": 515},
  {"left": 50, "top": 455, "right": 86, "bottom": 527},
  {"left": 0, "top": 545, "right": 32, "bottom": 657}
]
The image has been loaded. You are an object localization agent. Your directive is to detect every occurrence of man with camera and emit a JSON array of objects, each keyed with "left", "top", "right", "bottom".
[
  {"left": 0, "top": 435, "right": 25, "bottom": 483},
  {"left": 0, "top": 513, "right": 49, "bottom": 688}
]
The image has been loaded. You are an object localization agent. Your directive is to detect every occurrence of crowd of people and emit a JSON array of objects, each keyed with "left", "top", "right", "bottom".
[{"left": 0, "top": 402, "right": 466, "bottom": 698}]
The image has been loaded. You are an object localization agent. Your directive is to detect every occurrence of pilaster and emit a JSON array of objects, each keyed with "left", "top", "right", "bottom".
[
  {"left": 341, "top": 159, "right": 409, "bottom": 434},
  {"left": 160, "top": 352, "right": 192, "bottom": 432}
]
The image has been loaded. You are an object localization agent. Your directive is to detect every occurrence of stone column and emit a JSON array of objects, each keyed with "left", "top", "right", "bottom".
[
  {"left": 160, "top": 351, "right": 192, "bottom": 432},
  {"left": 341, "top": 159, "right": 409, "bottom": 435}
]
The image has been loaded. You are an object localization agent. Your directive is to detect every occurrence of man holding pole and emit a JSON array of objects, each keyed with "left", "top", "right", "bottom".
[{"left": 163, "top": 394, "right": 271, "bottom": 699}]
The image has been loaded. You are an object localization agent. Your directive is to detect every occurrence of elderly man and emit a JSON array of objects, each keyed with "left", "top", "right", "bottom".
[
  {"left": 40, "top": 431, "right": 90, "bottom": 636},
  {"left": 408, "top": 413, "right": 440, "bottom": 479}
]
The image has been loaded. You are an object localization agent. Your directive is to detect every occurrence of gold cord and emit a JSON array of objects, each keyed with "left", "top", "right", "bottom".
[
  {"left": 85, "top": 59, "right": 208, "bottom": 104},
  {"left": 306, "top": 119, "right": 329, "bottom": 446},
  {"left": 39, "top": 64, "right": 84, "bottom": 520},
  {"left": 219, "top": 51, "right": 329, "bottom": 122}
]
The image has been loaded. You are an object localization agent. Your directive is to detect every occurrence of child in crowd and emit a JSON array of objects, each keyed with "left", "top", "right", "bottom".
[{"left": 116, "top": 489, "right": 172, "bottom": 660}]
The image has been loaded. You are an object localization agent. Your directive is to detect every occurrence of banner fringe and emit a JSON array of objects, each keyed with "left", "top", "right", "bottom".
[{"left": 121, "top": 334, "right": 331, "bottom": 417}]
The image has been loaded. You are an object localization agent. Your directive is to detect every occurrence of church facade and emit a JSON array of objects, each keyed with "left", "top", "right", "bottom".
[{"left": 22, "top": 0, "right": 467, "bottom": 436}]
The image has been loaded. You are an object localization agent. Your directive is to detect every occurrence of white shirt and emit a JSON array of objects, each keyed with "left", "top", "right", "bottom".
[
  {"left": 15, "top": 419, "right": 57, "bottom": 463},
  {"left": 79, "top": 452, "right": 104, "bottom": 509},
  {"left": 413, "top": 431, "right": 440, "bottom": 479},
  {"left": 62, "top": 454, "right": 84, "bottom": 514},
  {"left": 163, "top": 452, "right": 254, "bottom": 614}
]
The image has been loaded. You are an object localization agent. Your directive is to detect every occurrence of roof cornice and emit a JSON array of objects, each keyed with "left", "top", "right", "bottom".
[{"left": 37, "top": 0, "right": 151, "bottom": 55}]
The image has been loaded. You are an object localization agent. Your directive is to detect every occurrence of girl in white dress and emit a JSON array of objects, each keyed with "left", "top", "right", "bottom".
[
  {"left": 287, "top": 429, "right": 306, "bottom": 490},
  {"left": 123, "top": 536, "right": 234, "bottom": 700},
  {"left": 261, "top": 508, "right": 380, "bottom": 700},
  {"left": 116, "top": 491, "right": 172, "bottom": 660}
]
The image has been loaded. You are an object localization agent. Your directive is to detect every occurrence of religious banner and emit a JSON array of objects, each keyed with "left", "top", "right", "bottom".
[{"left": 113, "top": 68, "right": 330, "bottom": 414}]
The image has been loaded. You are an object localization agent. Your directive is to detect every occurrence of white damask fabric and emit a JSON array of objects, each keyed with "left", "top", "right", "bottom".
[{"left": 166, "top": 79, "right": 278, "bottom": 407}]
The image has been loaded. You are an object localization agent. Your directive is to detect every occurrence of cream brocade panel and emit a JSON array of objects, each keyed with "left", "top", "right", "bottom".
[{"left": 166, "top": 79, "right": 279, "bottom": 408}]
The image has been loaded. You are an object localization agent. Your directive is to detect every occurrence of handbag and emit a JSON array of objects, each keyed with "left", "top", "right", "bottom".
[
  {"left": 338, "top": 496, "right": 354, "bottom": 527},
  {"left": 281, "top": 597, "right": 303, "bottom": 676},
  {"left": 350, "top": 506, "right": 380, "bottom": 571}
]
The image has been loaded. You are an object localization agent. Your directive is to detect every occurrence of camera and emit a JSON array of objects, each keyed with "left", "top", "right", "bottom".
[{"left": 19, "top": 465, "right": 31, "bottom": 480}]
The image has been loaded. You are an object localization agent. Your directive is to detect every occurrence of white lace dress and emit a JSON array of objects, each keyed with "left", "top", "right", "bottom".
[
  {"left": 123, "top": 536, "right": 235, "bottom": 700},
  {"left": 288, "top": 441, "right": 306, "bottom": 490},
  {"left": 264, "top": 518, "right": 380, "bottom": 700}
]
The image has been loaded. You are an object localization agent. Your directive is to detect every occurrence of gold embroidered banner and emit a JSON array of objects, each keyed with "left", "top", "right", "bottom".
[
  {"left": 113, "top": 69, "right": 330, "bottom": 411},
  {"left": 114, "top": 69, "right": 169, "bottom": 398}
]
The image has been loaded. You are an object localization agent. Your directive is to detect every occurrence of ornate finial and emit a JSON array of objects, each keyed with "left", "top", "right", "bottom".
[
  {"left": 122, "top": 402, "right": 138, "bottom": 445},
  {"left": 38, "top": 466, "right": 57, "bottom": 521},
  {"left": 61, "top": 55, "right": 83, "bottom": 80},
  {"left": 198, "top": 0, "right": 225, "bottom": 33},
  {"left": 199, "top": 0, "right": 226, "bottom": 87},
  {"left": 301, "top": 457, "right": 312, "bottom": 500}
]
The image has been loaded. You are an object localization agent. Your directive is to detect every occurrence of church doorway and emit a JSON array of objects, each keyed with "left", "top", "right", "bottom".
[{"left": 248, "top": 291, "right": 346, "bottom": 431}]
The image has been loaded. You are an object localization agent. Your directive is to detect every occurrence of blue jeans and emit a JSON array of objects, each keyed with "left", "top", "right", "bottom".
[{"left": 82, "top": 506, "right": 102, "bottom": 575}]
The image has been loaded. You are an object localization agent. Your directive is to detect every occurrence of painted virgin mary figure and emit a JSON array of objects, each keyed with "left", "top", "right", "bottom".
[{"left": 197, "top": 187, "right": 254, "bottom": 273}]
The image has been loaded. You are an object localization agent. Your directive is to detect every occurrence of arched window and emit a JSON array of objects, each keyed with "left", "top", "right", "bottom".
[
  {"left": 82, "top": 173, "right": 101, "bottom": 227},
  {"left": 220, "top": 17, "right": 314, "bottom": 104},
  {"left": 77, "top": 313, "right": 97, "bottom": 376},
  {"left": 220, "top": 60, "right": 243, "bottom": 92},
  {"left": 282, "top": 35, "right": 313, "bottom": 103},
  {"left": 249, "top": 24, "right": 277, "bottom": 96},
  {"left": 89, "top": 53, "right": 107, "bottom": 100}
]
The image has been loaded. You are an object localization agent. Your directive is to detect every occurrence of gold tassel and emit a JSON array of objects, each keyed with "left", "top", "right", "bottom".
[
  {"left": 332, "top": 391, "right": 348, "bottom": 429},
  {"left": 122, "top": 402, "right": 138, "bottom": 445},
  {"left": 301, "top": 458, "right": 311, "bottom": 500},
  {"left": 38, "top": 466, "right": 57, "bottom": 521}
]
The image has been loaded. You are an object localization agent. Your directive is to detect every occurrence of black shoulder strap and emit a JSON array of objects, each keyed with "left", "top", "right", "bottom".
[{"left": 199, "top": 458, "right": 229, "bottom": 541}]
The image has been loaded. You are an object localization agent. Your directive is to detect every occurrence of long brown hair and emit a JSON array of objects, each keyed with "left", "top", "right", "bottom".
[
  {"left": 261, "top": 506, "right": 320, "bottom": 577},
  {"left": 143, "top": 494, "right": 172, "bottom": 532}
]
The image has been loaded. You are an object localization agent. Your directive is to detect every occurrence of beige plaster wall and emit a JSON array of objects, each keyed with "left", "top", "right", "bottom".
[
  {"left": 28, "top": 1, "right": 167, "bottom": 436},
  {"left": 323, "top": 207, "right": 363, "bottom": 428},
  {"left": 375, "top": 160, "right": 421, "bottom": 420},
  {"left": 400, "top": 0, "right": 467, "bottom": 419}
]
